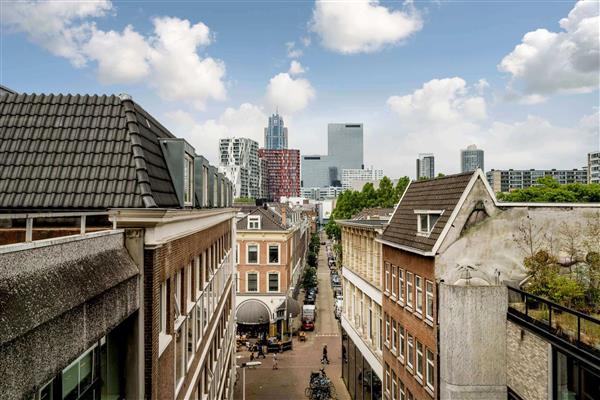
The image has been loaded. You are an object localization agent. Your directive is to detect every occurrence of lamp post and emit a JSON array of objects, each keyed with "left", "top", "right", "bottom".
[{"left": 238, "top": 361, "right": 261, "bottom": 400}]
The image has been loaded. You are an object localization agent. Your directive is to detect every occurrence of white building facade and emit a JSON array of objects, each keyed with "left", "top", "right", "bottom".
[
  {"left": 341, "top": 168, "right": 384, "bottom": 190},
  {"left": 589, "top": 151, "right": 600, "bottom": 184},
  {"left": 219, "top": 137, "right": 262, "bottom": 199}
]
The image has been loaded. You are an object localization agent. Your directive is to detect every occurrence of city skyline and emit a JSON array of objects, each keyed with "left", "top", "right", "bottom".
[{"left": 1, "top": 1, "right": 597, "bottom": 178}]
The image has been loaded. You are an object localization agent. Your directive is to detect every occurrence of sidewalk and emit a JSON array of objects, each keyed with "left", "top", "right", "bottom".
[{"left": 233, "top": 237, "right": 350, "bottom": 399}]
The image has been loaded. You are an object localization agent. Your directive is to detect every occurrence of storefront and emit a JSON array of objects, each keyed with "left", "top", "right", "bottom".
[
  {"left": 342, "top": 329, "right": 382, "bottom": 400},
  {"left": 554, "top": 348, "right": 600, "bottom": 400}
]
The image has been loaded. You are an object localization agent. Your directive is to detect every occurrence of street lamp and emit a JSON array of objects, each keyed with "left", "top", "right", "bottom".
[{"left": 238, "top": 361, "right": 261, "bottom": 400}]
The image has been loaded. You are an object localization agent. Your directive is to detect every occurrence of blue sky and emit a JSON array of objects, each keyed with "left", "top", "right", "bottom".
[{"left": 1, "top": 0, "right": 598, "bottom": 177}]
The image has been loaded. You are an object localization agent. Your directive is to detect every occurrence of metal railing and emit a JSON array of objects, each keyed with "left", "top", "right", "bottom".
[{"left": 507, "top": 286, "right": 600, "bottom": 356}]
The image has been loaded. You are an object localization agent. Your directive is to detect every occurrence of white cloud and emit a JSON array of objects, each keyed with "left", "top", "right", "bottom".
[
  {"left": 266, "top": 73, "right": 315, "bottom": 114},
  {"left": 83, "top": 25, "right": 151, "bottom": 83},
  {"left": 301, "top": 36, "right": 311, "bottom": 47},
  {"left": 288, "top": 60, "right": 306, "bottom": 75},
  {"left": 1, "top": 0, "right": 112, "bottom": 67},
  {"left": 286, "top": 41, "right": 303, "bottom": 58},
  {"left": 311, "top": 0, "right": 422, "bottom": 54},
  {"left": 387, "top": 77, "right": 487, "bottom": 128},
  {"left": 499, "top": 0, "right": 599, "bottom": 98},
  {"left": 147, "top": 17, "right": 226, "bottom": 109},
  {"left": 3, "top": 2, "right": 226, "bottom": 109},
  {"left": 384, "top": 77, "right": 597, "bottom": 176},
  {"left": 165, "top": 103, "right": 267, "bottom": 164},
  {"left": 474, "top": 78, "right": 490, "bottom": 94}
]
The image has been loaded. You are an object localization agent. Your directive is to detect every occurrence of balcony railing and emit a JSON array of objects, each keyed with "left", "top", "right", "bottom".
[{"left": 507, "top": 286, "right": 600, "bottom": 357}]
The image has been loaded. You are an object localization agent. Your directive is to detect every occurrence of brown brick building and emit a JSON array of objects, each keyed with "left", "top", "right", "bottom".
[{"left": 0, "top": 92, "right": 238, "bottom": 399}]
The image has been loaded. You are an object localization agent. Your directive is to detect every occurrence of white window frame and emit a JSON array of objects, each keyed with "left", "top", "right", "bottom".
[
  {"left": 391, "top": 265, "right": 397, "bottom": 299},
  {"left": 186, "top": 263, "right": 193, "bottom": 314},
  {"left": 416, "top": 341, "right": 424, "bottom": 380},
  {"left": 415, "top": 210, "right": 443, "bottom": 236},
  {"left": 384, "top": 263, "right": 390, "bottom": 294},
  {"left": 246, "top": 271, "right": 259, "bottom": 293},
  {"left": 247, "top": 243, "right": 259, "bottom": 265},
  {"left": 184, "top": 154, "right": 194, "bottom": 206},
  {"left": 415, "top": 275, "right": 423, "bottom": 315},
  {"left": 426, "top": 348, "right": 435, "bottom": 391},
  {"left": 159, "top": 281, "right": 172, "bottom": 356},
  {"left": 385, "top": 314, "right": 390, "bottom": 347},
  {"left": 174, "top": 270, "right": 183, "bottom": 320},
  {"left": 407, "top": 333, "right": 414, "bottom": 371},
  {"left": 385, "top": 363, "right": 391, "bottom": 395},
  {"left": 426, "top": 280, "right": 434, "bottom": 323},
  {"left": 406, "top": 272, "right": 413, "bottom": 309},
  {"left": 194, "top": 256, "right": 201, "bottom": 299},
  {"left": 392, "top": 371, "right": 398, "bottom": 400},
  {"left": 267, "top": 271, "right": 280, "bottom": 293},
  {"left": 248, "top": 215, "right": 261, "bottom": 230},
  {"left": 235, "top": 243, "right": 240, "bottom": 265},
  {"left": 391, "top": 319, "right": 397, "bottom": 354},
  {"left": 399, "top": 325, "right": 405, "bottom": 364},
  {"left": 267, "top": 243, "right": 280, "bottom": 265},
  {"left": 398, "top": 268, "right": 405, "bottom": 304},
  {"left": 400, "top": 381, "right": 406, "bottom": 400},
  {"left": 187, "top": 308, "right": 195, "bottom": 369}
]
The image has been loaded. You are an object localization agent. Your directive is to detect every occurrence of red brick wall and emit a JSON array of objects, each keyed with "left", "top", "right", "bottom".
[
  {"left": 382, "top": 244, "right": 437, "bottom": 400},
  {"left": 237, "top": 238, "right": 290, "bottom": 293}
]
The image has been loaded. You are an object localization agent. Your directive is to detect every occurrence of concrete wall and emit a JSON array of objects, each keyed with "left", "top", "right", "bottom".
[
  {"left": 439, "top": 284, "right": 507, "bottom": 400},
  {"left": 506, "top": 320, "right": 550, "bottom": 400}
]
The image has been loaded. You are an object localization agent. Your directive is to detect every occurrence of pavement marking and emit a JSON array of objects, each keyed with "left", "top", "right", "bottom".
[{"left": 315, "top": 333, "right": 339, "bottom": 337}]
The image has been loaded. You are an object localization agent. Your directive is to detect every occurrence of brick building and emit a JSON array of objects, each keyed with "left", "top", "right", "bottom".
[
  {"left": 0, "top": 92, "right": 237, "bottom": 400},
  {"left": 376, "top": 170, "right": 600, "bottom": 399},
  {"left": 234, "top": 204, "right": 308, "bottom": 339},
  {"left": 258, "top": 148, "right": 301, "bottom": 201}
]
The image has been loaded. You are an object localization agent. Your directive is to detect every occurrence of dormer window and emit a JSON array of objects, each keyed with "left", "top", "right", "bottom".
[
  {"left": 183, "top": 154, "right": 194, "bottom": 205},
  {"left": 248, "top": 215, "right": 261, "bottom": 230},
  {"left": 415, "top": 210, "right": 443, "bottom": 236}
]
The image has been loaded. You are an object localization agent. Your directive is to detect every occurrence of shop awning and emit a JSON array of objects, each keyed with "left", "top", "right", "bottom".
[
  {"left": 276, "top": 296, "right": 302, "bottom": 319},
  {"left": 236, "top": 299, "right": 271, "bottom": 325}
]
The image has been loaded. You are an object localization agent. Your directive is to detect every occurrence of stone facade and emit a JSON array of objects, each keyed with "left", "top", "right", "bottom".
[{"left": 506, "top": 320, "right": 550, "bottom": 400}]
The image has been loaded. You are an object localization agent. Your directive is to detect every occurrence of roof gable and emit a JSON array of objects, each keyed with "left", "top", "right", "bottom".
[
  {"left": 237, "top": 207, "right": 286, "bottom": 231},
  {"left": 381, "top": 172, "right": 476, "bottom": 253}
]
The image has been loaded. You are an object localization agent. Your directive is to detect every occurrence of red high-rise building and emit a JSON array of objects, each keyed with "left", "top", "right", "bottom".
[{"left": 258, "top": 148, "right": 301, "bottom": 201}]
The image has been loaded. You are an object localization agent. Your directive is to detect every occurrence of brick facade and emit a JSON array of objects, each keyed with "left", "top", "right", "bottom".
[
  {"left": 382, "top": 245, "right": 437, "bottom": 400},
  {"left": 506, "top": 321, "right": 549, "bottom": 400},
  {"left": 237, "top": 237, "right": 291, "bottom": 294}
]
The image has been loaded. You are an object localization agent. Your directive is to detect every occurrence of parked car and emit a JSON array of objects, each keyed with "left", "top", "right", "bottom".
[{"left": 302, "top": 305, "right": 316, "bottom": 330}]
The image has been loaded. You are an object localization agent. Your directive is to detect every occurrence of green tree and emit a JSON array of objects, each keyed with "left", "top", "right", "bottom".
[
  {"left": 497, "top": 177, "right": 600, "bottom": 203},
  {"left": 377, "top": 177, "right": 396, "bottom": 208}
]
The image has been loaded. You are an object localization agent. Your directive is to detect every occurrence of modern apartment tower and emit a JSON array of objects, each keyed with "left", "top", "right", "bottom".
[
  {"left": 301, "top": 123, "right": 364, "bottom": 190},
  {"left": 259, "top": 148, "right": 301, "bottom": 201},
  {"left": 264, "top": 112, "right": 288, "bottom": 150},
  {"left": 589, "top": 151, "right": 600, "bottom": 184},
  {"left": 486, "top": 168, "right": 589, "bottom": 193},
  {"left": 218, "top": 137, "right": 263, "bottom": 199},
  {"left": 461, "top": 144, "right": 484, "bottom": 172},
  {"left": 416, "top": 153, "right": 435, "bottom": 180}
]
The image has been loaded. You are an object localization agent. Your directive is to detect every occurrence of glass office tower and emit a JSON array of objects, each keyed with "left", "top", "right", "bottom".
[
  {"left": 461, "top": 144, "right": 484, "bottom": 172},
  {"left": 264, "top": 113, "right": 288, "bottom": 150}
]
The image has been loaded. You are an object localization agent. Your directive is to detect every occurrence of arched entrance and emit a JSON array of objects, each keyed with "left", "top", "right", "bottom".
[{"left": 235, "top": 299, "right": 271, "bottom": 338}]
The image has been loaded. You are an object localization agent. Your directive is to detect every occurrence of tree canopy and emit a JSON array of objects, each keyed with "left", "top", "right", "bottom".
[
  {"left": 497, "top": 177, "right": 600, "bottom": 203},
  {"left": 325, "top": 176, "right": 410, "bottom": 240}
]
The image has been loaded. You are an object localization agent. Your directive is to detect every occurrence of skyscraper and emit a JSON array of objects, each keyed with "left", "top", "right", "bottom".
[
  {"left": 259, "top": 149, "right": 301, "bottom": 201},
  {"left": 264, "top": 112, "right": 288, "bottom": 150},
  {"left": 461, "top": 144, "right": 484, "bottom": 172},
  {"left": 301, "top": 123, "right": 364, "bottom": 190},
  {"left": 416, "top": 153, "right": 435, "bottom": 179},
  {"left": 218, "top": 137, "right": 263, "bottom": 198}
]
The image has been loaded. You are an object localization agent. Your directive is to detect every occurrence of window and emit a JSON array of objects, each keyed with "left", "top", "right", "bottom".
[
  {"left": 416, "top": 275, "right": 423, "bottom": 315},
  {"left": 175, "top": 323, "right": 185, "bottom": 391},
  {"left": 385, "top": 262, "right": 390, "bottom": 293},
  {"left": 268, "top": 244, "right": 280, "bottom": 264},
  {"left": 175, "top": 270, "right": 183, "bottom": 319},
  {"left": 398, "top": 269, "right": 404, "bottom": 303},
  {"left": 184, "top": 154, "right": 194, "bottom": 205},
  {"left": 391, "top": 371, "right": 398, "bottom": 400},
  {"left": 247, "top": 272, "right": 258, "bottom": 292},
  {"left": 160, "top": 281, "right": 168, "bottom": 334},
  {"left": 196, "top": 303, "right": 203, "bottom": 347},
  {"left": 194, "top": 257, "right": 201, "bottom": 299},
  {"left": 392, "top": 320, "right": 398, "bottom": 354},
  {"left": 399, "top": 381, "right": 406, "bottom": 400},
  {"left": 385, "top": 363, "right": 391, "bottom": 394},
  {"left": 268, "top": 272, "right": 279, "bottom": 292},
  {"left": 426, "top": 281, "right": 434, "bottom": 322},
  {"left": 61, "top": 345, "right": 97, "bottom": 400},
  {"left": 187, "top": 309, "right": 195, "bottom": 367},
  {"left": 416, "top": 341, "right": 424, "bottom": 379},
  {"left": 248, "top": 215, "right": 261, "bottom": 229},
  {"left": 399, "top": 325, "right": 405, "bottom": 363},
  {"left": 406, "top": 272, "right": 413, "bottom": 308},
  {"left": 385, "top": 314, "right": 390, "bottom": 346},
  {"left": 235, "top": 244, "right": 239, "bottom": 265},
  {"left": 416, "top": 211, "right": 442, "bottom": 235},
  {"left": 247, "top": 244, "right": 258, "bottom": 264},
  {"left": 407, "top": 334, "right": 414, "bottom": 371},
  {"left": 391, "top": 265, "right": 397, "bottom": 298},
  {"left": 426, "top": 348, "right": 435, "bottom": 391},
  {"left": 186, "top": 263, "right": 192, "bottom": 313},
  {"left": 202, "top": 166, "right": 208, "bottom": 207}
]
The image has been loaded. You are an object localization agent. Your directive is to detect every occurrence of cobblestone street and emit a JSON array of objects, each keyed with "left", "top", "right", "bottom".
[{"left": 233, "top": 237, "right": 350, "bottom": 400}]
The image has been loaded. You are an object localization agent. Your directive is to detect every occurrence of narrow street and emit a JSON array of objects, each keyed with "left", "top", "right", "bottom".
[{"left": 233, "top": 234, "right": 350, "bottom": 400}]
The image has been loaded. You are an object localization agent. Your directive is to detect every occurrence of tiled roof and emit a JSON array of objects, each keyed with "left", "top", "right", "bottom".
[
  {"left": 0, "top": 93, "right": 179, "bottom": 209},
  {"left": 353, "top": 207, "right": 394, "bottom": 221},
  {"left": 381, "top": 172, "right": 474, "bottom": 253},
  {"left": 237, "top": 207, "right": 286, "bottom": 231}
]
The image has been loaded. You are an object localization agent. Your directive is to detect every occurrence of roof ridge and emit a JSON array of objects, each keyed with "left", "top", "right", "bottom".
[
  {"left": 120, "top": 96, "right": 158, "bottom": 208},
  {"left": 257, "top": 207, "right": 286, "bottom": 229}
]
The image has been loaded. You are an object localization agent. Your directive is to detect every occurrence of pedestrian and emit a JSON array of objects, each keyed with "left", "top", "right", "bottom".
[
  {"left": 250, "top": 352, "right": 255, "bottom": 362},
  {"left": 272, "top": 353, "right": 278, "bottom": 370},
  {"left": 257, "top": 345, "right": 265, "bottom": 359},
  {"left": 322, "top": 345, "right": 329, "bottom": 364}
]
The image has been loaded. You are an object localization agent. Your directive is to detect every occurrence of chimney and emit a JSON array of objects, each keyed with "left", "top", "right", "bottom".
[{"left": 281, "top": 206, "right": 287, "bottom": 226}]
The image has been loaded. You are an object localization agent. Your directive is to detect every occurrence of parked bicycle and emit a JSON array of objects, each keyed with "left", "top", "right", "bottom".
[{"left": 304, "top": 368, "right": 336, "bottom": 400}]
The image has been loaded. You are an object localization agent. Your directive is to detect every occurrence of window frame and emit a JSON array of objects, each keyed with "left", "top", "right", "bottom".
[
  {"left": 415, "top": 210, "right": 443, "bottom": 236},
  {"left": 385, "top": 314, "right": 391, "bottom": 347},
  {"left": 391, "top": 319, "right": 398, "bottom": 354},
  {"left": 391, "top": 265, "right": 397, "bottom": 298},
  {"left": 246, "top": 271, "right": 259, "bottom": 293},
  {"left": 415, "top": 275, "right": 423, "bottom": 315},
  {"left": 247, "top": 243, "right": 259, "bottom": 265},
  {"left": 183, "top": 154, "right": 194, "bottom": 206},
  {"left": 416, "top": 341, "right": 424, "bottom": 380},
  {"left": 398, "top": 324, "right": 405, "bottom": 364},
  {"left": 426, "top": 348, "right": 435, "bottom": 391},
  {"left": 267, "top": 243, "right": 280, "bottom": 265},
  {"left": 248, "top": 215, "right": 261, "bottom": 230},
  {"left": 384, "top": 262, "right": 391, "bottom": 294},
  {"left": 398, "top": 268, "right": 405, "bottom": 304},
  {"left": 426, "top": 280, "right": 434, "bottom": 323},
  {"left": 406, "top": 272, "right": 413, "bottom": 309},
  {"left": 407, "top": 333, "right": 414, "bottom": 371},
  {"left": 267, "top": 271, "right": 280, "bottom": 293}
]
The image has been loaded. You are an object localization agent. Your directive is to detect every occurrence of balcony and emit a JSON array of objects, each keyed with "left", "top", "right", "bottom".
[{"left": 507, "top": 287, "right": 600, "bottom": 363}]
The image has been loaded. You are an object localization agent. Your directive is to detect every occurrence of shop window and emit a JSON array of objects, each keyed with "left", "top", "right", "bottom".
[{"left": 62, "top": 345, "right": 97, "bottom": 400}]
